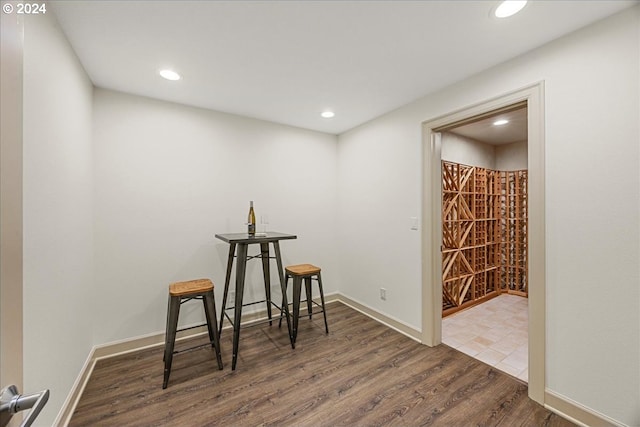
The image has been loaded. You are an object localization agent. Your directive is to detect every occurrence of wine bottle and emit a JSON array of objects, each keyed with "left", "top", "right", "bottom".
[{"left": 247, "top": 201, "right": 256, "bottom": 236}]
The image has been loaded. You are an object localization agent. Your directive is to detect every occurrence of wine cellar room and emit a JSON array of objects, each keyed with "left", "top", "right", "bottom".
[{"left": 440, "top": 103, "right": 530, "bottom": 383}]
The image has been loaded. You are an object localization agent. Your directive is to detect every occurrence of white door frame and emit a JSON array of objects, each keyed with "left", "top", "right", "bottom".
[
  {"left": 421, "top": 82, "right": 546, "bottom": 404},
  {"left": 1, "top": 10, "right": 24, "bottom": 395}
]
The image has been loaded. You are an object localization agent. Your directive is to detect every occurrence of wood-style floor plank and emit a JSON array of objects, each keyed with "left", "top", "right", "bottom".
[{"left": 70, "top": 302, "right": 573, "bottom": 426}]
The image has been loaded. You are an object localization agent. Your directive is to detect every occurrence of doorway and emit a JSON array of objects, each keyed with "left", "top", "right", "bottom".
[
  {"left": 420, "top": 83, "right": 545, "bottom": 404},
  {"left": 438, "top": 106, "right": 529, "bottom": 382}
]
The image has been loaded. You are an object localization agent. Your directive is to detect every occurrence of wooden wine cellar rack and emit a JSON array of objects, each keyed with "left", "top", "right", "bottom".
[{"left": 442, "top": 161, "right": 528, "bottom": 317}]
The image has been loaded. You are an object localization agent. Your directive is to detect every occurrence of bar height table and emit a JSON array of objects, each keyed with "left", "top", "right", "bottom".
[{"left": 215, "top": 232, "right": 297, "bottom": 370}]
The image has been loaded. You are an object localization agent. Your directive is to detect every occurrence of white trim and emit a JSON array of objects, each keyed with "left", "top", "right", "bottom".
[
  {"left": 0, "top": 8, "right": 25, "bottom": 403},
  {"left": 56, "top": 292, "right": 340, "bottom": 425},
  {"left": 58, "top": 294, "right": 619, "bottom": 427},
  {"left": 544, "top": 389, "right": 624, "bottom": 427},
  {"left": 335, "top": 294, "right": 422, "bottom": 342},
  {"left": 53, "top": 347, "right": 96, "bottom": 427},
  {"left": 421, "top": 82, "right": 546, "bottom": 404}
]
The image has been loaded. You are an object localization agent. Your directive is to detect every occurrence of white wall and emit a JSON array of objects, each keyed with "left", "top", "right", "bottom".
[
  {"left": 337, "top": 6, "right": 639, "bottom": 426},
  {"left": 22, "top": 11, "right": 94, "bottom": 426},
  {"left": 441, "top": 134, "right": 528, "bottom": 171},
  {"left": 92, "top": 89, "right": 338, "bottom": 344},
  {"left": 337, "top": 112, "right": 424, "bottom": 329},
  {"left": 441, "top": 132, "right": 496, "bottom": 169},
  {"left": 495, "top": 140, "right": 528, "bottom": 170}
]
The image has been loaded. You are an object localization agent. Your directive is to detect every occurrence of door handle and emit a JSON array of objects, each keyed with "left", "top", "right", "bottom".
[{"left": 0, "top": 385, "right": 49, "bottom": 427}]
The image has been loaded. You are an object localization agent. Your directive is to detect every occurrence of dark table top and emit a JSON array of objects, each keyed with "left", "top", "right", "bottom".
[{"left": 215, "top": 232, "right": 297, "bottom": 244}]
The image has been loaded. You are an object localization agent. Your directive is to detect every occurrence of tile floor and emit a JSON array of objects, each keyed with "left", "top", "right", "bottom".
[{"left": 442, "top": 294, "right": 528, "bottom": 382}]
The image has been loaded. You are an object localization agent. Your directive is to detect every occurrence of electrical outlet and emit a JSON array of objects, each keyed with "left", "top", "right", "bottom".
[
  {"left": 380, "top": 288, "right": 387, "bottom": 301},
  {"left": 228, "top": 291, "right": 235, "bottom": 302}
]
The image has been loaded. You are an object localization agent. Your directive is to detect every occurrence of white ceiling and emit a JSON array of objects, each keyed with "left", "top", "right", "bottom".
[
  {"left": 50, "top": 1, "right": 637, "bottom": 135},
  {"left": 450, "top": 107, "right": 528, "bottom": 146}
]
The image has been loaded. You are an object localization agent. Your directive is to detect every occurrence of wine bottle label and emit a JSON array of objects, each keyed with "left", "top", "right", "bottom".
[{"left": 248, "top": 201, "right": 256, "bottom": 235}]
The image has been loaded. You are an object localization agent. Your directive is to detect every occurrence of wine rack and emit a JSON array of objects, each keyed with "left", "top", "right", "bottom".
[{"left": 442, "top": 161, "right": 528, "bottom": 317}]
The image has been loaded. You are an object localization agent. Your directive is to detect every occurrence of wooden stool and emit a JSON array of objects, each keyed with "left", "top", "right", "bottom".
[
  {"left": 279, "top": 264, "right": 329, "bottom": 343},
  {"left": 163, "top": 278, "right": 223, "bottom": 389}
]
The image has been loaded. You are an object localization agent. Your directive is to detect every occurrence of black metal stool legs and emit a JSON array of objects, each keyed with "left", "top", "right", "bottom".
[
  {"left": 163, "top": 295, "right": 181, "bottom": 389},
  {"left": 304, "top": 277, "right": 313, "bottom": 320},
  {"left": 278, "top": 273, "right": 290, "bottom": 329},
  {"left": 292, "top": 275, "right": 302, "bottom": 343},
  {"left": 317, "top": 272, "right": 329, "bottom": 334},
  {"left": 203, "top": 291, "right": 224, "bottom": 370}
]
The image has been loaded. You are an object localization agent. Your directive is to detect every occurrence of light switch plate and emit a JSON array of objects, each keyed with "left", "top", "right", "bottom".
[{"left": 410, "top": 217, "right": 419, "bottom": 230}]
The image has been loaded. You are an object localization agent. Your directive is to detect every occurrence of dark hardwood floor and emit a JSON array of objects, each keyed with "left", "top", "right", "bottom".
[{"left": 70, "top": 302, "right": 573, "bottom": 426}]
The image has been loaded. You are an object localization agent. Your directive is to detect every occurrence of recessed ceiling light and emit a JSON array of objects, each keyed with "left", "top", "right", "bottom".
[
  {"left": 321, "top": 111, "right": 335, "bottom": 119},
  {"left": 493, "top": 119, "right": 509, "bottom": 126},
  {"left": 494, "top": 1, "right": 527, "bottom": 18},
  {"left": 159, "top": 69, "right": 181, "bottom": 81}
]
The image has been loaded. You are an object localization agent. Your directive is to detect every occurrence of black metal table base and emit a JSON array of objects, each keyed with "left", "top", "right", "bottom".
[{"left": 215, "top": 232, "right": 297, "bottom": 370}]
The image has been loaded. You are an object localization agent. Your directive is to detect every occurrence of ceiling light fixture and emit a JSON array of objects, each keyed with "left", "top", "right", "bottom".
[
  {"left": 493, "top": 119, "right": 509, "bottom": 126},
  {"left": 494, "top": 1, "right": 527, "bottom": 18},
  {"left": 321, "top": 111, "right": 335, "bottom": 119},
  {"left": 159, "top": 69, "right": 181, "bottom": 81}
]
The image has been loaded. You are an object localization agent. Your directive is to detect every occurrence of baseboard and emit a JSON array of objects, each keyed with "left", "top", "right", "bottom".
[
  {"left": 334, "top": 293, "right": 421, "bottom": 342},
  {"left": 53, "top": 346, "right": 96, "bottom": 426},
  {"left": 56, "top": 294, "right": 341, "bottom": 425},
  {"left": 57, "top": 294, "right": 617, "bottom": 427},
  {"left": 544, "top": 389, "right": 624, "bottom": 427}
]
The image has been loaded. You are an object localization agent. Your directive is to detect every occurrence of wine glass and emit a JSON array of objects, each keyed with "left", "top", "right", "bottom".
[{"left": 259, "top": 215, "right": 269, "bottom": 234}]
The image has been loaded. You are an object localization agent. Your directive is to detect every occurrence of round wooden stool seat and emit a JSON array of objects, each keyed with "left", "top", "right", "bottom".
[
  {"left": 169, "top": 278, "right": 213, "bottom": 297},
  {"left": 285, "top": 264, "right": 321, "bottom": 276}
]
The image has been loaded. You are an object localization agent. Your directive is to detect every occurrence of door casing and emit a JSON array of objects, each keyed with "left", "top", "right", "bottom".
[
  {"left": 1, "top": 11, "right": 24, "bottom": 397},
  {"left": 421, "top": 82, "right": 545, "bottom": 404}
]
